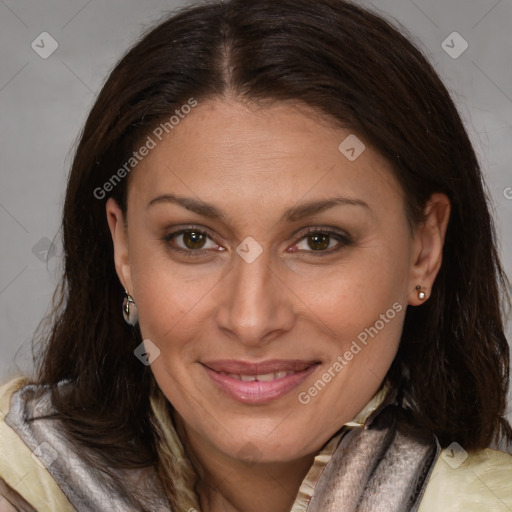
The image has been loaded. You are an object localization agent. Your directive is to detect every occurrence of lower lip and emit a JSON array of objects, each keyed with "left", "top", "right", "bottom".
[{"left": 202, "top": 364, "right": 319, "bottom": 404}]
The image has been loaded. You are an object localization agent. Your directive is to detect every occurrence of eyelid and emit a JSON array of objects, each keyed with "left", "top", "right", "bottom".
[
  {"left": 162, "top": 225, "right": 221, "bottom": 256},
  {"left": 291, "top": 226, "right": 352, "bottom": 255},
  {"left": 293, "top": 225, "right": 350, "bottom": 240},
  {"left": 162, "top": 225, "right": 352, "bottom": 256}
]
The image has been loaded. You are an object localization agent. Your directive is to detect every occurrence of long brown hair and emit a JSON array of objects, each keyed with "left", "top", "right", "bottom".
[{"left": 34, "top": 0, "right": 511, "bottom": 507}]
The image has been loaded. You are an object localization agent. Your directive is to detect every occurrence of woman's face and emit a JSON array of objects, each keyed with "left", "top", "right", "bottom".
[{"left": 107, "top": 98, "right": 448, "bottom": 465}]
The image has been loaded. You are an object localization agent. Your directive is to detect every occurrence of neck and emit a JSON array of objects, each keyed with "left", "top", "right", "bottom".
[{"left": 175, "top": 419, "right": 315, "bottom": 512}]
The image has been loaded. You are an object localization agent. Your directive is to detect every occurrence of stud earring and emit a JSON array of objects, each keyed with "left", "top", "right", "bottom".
[
  {"left": 416, "top": 285, "right": 426, "bottom": 301},
  {"left": 122, "top": 290, "right": 138, "bottom": 326}
]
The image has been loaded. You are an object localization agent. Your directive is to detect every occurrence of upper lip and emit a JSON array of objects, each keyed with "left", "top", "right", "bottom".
[{"left": 201, "top": 359, "right": 319, "bottom": 375}]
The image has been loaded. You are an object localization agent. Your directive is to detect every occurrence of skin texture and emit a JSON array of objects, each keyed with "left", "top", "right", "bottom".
[{"left": 106, "top": 98, "right": 450, "bottom": 512}]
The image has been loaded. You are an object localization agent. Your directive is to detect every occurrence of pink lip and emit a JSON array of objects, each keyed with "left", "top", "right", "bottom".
[{"left": 201, "top": 359, "right": 320, "bottom": 404}]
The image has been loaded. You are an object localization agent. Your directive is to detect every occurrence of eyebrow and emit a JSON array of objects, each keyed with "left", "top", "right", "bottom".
[{"left": 147, "top": 193, "right": 369, "bottom": 223}]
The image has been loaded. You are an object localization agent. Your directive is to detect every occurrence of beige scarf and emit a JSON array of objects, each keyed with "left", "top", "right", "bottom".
[{"left": 5, "top": 382, "right": 439, "bottom": 511}]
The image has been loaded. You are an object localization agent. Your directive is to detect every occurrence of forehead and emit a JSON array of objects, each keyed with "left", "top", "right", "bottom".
[{"left": 127, "top": 98, "right": 402, "bottom": 218}]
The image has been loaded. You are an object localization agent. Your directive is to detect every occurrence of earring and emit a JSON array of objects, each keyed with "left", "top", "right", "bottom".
[
  {"left": 416, "top": 285, "right": 426, "bottom": 301},
  {"left": 122, "top": 290, "right": 138, "bottom": 326}
]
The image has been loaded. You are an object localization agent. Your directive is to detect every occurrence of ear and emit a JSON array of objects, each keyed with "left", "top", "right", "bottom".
[
  {"left": 106, "top": 198, "right": 133, "bottom": 294},
  {"left": 407, "top": 193, "right": 451, "bottom": 306}
]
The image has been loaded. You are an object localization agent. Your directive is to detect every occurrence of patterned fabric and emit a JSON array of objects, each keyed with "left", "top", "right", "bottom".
[
  {"left": 1, "top": 377, "right": 511, "bottom": 512},
  {"left": 307, "top": 404, "right": 439, "bottom": 512},
  {"left": 3, "top": 380, "right": 169, "bottom": 512}
]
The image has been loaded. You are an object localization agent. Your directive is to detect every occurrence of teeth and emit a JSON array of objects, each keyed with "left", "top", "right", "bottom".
[
  {"left": 222, "top": 372, "right": 241, "bottom": 380},
  {"left": 225, "top": 371, "right": 293, "bottom": 382},
  {"left": 256, "top": 373, "right": 275, "bottom": 382}
]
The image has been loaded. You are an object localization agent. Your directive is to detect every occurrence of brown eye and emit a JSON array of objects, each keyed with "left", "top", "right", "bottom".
[
  {"left": 306, "top": 233, "right": 331, "bottom": 251},
  {"left": 182, "top": 231, "right": 207, "bottom": 250},
  {"left": 162, "top": 227, "right": 221, "bottom": 255},
  {"left": 292, "top": 228, "right": 352, "bottom": 255}
]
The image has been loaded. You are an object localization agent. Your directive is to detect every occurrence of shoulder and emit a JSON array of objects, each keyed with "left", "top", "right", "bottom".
[
  {"left": 418, "top": 444, "right": 512, "bottom": 511},
  {"left": 0, "top": 377, "right": 170, "bottom": 512},
  {"left": 0, "top": 376, "right": 76, "bottom": 511}
]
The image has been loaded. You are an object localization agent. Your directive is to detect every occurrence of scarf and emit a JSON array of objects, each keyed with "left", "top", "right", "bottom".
[{"left": 5, "top": 382, "right": 439, "bottom": 511}]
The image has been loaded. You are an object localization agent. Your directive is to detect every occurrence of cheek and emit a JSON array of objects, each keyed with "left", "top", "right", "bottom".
[
  {"left": 127, "top": 225, "right": 223, "bottom": 332},
  {"left": 133, "top": 271, "right": 214, "bottom": 355},
  {"left": 290, "top": 244, "right": 409, "bottom": 339}
]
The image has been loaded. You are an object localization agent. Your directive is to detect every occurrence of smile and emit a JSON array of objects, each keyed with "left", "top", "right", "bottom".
[{"left": 201, "top": 360, "right": 320, "bottom": 404}]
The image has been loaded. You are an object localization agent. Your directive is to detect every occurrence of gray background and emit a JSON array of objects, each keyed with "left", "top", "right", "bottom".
[{"left": 1, "top": 0, "right": 511, "bottom": 428}]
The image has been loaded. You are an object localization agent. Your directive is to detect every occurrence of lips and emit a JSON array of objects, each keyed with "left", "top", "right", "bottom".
[{"left": 201, "top": 359, "right": 320, "bottom": 404}]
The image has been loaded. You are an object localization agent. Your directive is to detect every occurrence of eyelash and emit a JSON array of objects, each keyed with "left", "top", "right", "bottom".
[{"left": 161, "top": 225, "right": 352, "bottom": 258}]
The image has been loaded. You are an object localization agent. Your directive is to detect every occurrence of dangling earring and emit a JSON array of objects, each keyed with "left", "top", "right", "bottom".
[
  {"left": 416, "top": 285, "right": 426, "bottom": 301},
  {"left": 122, "top": 290, "right": 138, "bottom": 326}
]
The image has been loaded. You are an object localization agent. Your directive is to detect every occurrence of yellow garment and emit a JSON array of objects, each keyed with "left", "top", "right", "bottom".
[
  {"left": 1, "top": 376, "right": 511, "bottom": 511},
  {"left": 0, "top": 377, "right": 74, "bottom": 511}
]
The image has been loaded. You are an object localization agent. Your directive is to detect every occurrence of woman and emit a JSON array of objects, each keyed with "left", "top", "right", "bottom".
[{"left": 1, "top": 0, "right": 511, "bottom": 510}]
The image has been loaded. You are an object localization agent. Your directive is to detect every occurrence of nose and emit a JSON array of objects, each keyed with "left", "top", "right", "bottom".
[{"left": 214, "top": 249, "right": 296, "bottom": 347}]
